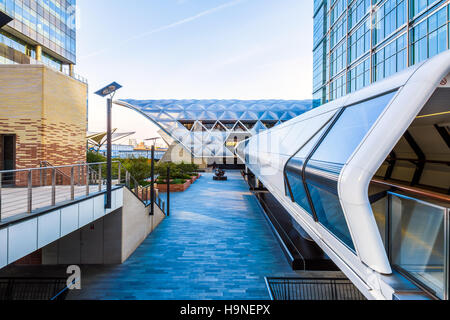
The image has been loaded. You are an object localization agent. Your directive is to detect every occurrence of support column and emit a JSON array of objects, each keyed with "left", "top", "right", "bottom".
[
  {"left": 69, "top": 64, "right": 75, "bottom": 77},
  {"left": 35, "top": 45, "right": 42, "bottom": 61},
  {"left": 150, "top": 146, "right": 155, "bottom": 216}
]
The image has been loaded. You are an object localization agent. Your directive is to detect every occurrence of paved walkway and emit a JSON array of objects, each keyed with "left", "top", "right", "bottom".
[{"left": 68, "top": 171, "right": 294, "bottom": 300}]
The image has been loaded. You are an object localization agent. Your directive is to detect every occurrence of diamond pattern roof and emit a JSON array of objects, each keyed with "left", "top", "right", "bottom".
[{"left": 117, "top": 99, "right": 313, "bottom": 158}]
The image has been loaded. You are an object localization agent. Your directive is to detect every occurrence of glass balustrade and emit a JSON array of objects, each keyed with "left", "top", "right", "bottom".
[{"left": 371, "top": 190, "right": 449, "bottom": 300}]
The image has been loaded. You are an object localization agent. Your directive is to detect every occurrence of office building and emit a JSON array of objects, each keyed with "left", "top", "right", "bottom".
[
  {"left": 0, "top": 0, "right": 86, "bottom": 175},
  {"left": 313, "top": 0, "right": 450, "bottom": 105},
  {"left": 0, "top": 0, "right": 77, "bottom": 74}
]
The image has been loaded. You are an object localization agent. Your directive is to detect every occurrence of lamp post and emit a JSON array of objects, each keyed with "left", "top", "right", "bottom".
[
  {"left": 145, "top": 137, "right": 161, "bottom": 159},
  {"left": 95, "top": 82, "right": 122, "bottom": 209}
]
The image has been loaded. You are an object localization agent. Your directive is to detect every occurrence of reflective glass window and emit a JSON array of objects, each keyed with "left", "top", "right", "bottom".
[
  {"left": 373, "top": 0, "right": 407, "bottom": 45},
  {"left": 390, "top": 194, "right": 446, "bottom": 300},
  {"left": 410, "top": 6, "right": 448, "bottom": 65},
  {"left": 373, "top": 33, "right": 407, "bottom": 82},
  {"left": 285, "top": 111, "right": 337, "bottom": 216},
  {"left": 286, "top": 125, "right": 329, "bottom": 216},
  {"left": 304, "top": 91, "right": 398, "bottom": 250},
  {"left": 348, "top": 57, "right": 370, "bottom": 93}
]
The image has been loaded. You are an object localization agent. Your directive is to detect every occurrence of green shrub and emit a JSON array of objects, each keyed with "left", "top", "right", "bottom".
[
  {"left": 155, "top": 162, "right": 180, "bottom": 179},
  {"left": 120, "top": 157, "right": 152, "bottom": 185},
  {"left": 156, "top": 162, "right": 199, "bottom": 180},
  {"left": 87, "top": 151, "right": 106, "bottom": 163},
  {"left": 156, "top": 178, "right": 187, "bottom": 185},
  {"left": 171, "top": 179, "right": 186, "bottom": 185}
]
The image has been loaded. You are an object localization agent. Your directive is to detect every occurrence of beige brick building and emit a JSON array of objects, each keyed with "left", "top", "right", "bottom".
[{"left": 0, "top": 64, "right": 87, "bottom": 173}]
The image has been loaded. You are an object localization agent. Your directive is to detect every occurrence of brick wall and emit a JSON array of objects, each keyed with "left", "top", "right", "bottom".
[{"left": 0, "top": 65, "right": 87, "bottom": 173}]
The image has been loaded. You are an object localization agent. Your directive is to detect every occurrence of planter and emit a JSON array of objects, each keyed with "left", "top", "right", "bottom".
[
  {"left": 156, "top": 180, "right": 191, "bottom": 192},
  {"left": 188, "top": 173, "right": 201, "bottom": 184}
]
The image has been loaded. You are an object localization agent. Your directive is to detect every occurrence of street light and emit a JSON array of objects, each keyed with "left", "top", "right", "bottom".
[
  {"left": 143, "top": 137, "right": 161, "bottom": 216},
  {"left": 145, "top": 137, "right": 162, "bottom": 157},
  {"left": 145, "top": 137, "right": 162, "bottom": 147},
  {"left": 95, "top": 82, "right": 122, "bottom": 209}
]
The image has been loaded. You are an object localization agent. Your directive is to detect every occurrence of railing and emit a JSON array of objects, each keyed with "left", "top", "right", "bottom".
[
  {"left": 62, "top": 69, "right": 88, "bottom": 84},
  {"left": 29, "top": 57, "right": 88, "bottom": 84},
  {"left": 372, "top": 178, "right": 450, "bottom": 204},
  {"left": 0, "top": 278, "right": 69, "bottom": 301},
  {"left": 134, "top": 184, "right": 167, "bottom": 214},
  {"left": 265, "top": 277, "right": 366, "bottom": 300},
  {"left": 370, "top": 180, "right": 449, "bottom": 300},
  {"left": 0, "top": 161, "right": 168, "bottom": 223}
]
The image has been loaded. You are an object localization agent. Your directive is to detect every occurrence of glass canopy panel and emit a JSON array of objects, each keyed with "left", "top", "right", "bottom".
[
  {"left": 252, "top": 121, "right": 267, "bottom": 134},
  {"left": 156, "top": 112, "right": 174, "bottom": 121},
  {"left": 204, "top": 104, "right": 226, "bottom": 111},
  {"left": 241, "top": 121, "right": 258, "bottom": 130},
  {"left": 192, "top": 121, "right": 207, "bottom": 132},
  {"left": 260, "top": 111, "right": 279, "bottom": 121},
  {"left": 142, "top": 111, "right": 161, "bottom": 119},
  {"left": 304, "top": 91, "right": 398, "bottom": 252},
  {"left": 186, "top": 104, "right": 205, "bottom": 111},
  {"left": 119, "top": 99, "right": 315, "bottom": 158},
  {"left": 249, "top": 103, "right": 267, "bottom": 111},
  {"left": 231, "top": 103, "right": 248, "bottom": 111},
  {"left": 180, "top": 121, "right": 195, "bottom": 131},
  {"left": 213, "top": 122, "right": 228, "bottom": 132},
  {"left": 233, "top": 122, "right": 248, "bottom": 132},
  {"left": 220, "top": 111, "right": 239, "bottom": 120},
  {"left": 263, "top": 121, "right": 278, "bottom": 129},
  {"left": 201, "top": 111, "right": 219, "bottom": 120},
  {"left": 221, "top": 121, "right": 237, "bottom": 130},
  {"left": 202, "top": 122, "right": 215, "bottom": 130},
  {"left": 159, "top": 121, "right": 179, "bottom": 132},
  {"left": 240, "top": 111, "right": 260, "bottom": 121},
  {"left": 165, "top": 104, "right": 186, "bottom": 111}
]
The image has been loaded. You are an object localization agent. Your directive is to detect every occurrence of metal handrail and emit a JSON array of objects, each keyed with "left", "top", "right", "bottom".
[
  {"left": 0, "top": 162, "right": 120, "bottom": 174},
  {"left": 77, "top": 161, "right": 165, "bottom": 213},
  {"left": 371, "top": 179, "right": 450, "bottom": 205},
  {"left": 39, "top": 161, "right": 74, "bottom": 186},
  {"left": 0, "top": 161, "right": 164, "bottom": 222},
  {"left": 384, "top": 157, "right": 450, "bottom": 166}
]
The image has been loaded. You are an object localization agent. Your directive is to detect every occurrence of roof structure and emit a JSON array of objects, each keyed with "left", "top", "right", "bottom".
[
  {"left": 87, "top": 130, "right": 135, "bottom": 150},
  {"left": 115, "top": 99, "right": 314, "bottom": 158}
]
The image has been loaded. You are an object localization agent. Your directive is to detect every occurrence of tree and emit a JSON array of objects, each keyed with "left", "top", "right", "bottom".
[{"left": 120, "top": 157, "right": 152, "bottom": 184}]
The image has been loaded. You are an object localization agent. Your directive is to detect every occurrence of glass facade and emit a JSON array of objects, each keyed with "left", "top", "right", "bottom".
[
  {"left": 313, "top": 0, "right": 450, "bottom": 105},
  {"left": 120, "top": 100, "right": 314, "bottom": 159},
  {"left": 389, "top": 193, "right": 447, "bottom": 300},
  {"left": 0, "top": 0, "right": 76, "bottom": 69},
  {"left": 285, "top": 91, "right": 398, "bottom": 252}
]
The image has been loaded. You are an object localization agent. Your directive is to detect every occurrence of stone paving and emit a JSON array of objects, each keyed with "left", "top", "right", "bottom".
[{"left": 68, "top": 171, "right": 295, "bottom": 300}]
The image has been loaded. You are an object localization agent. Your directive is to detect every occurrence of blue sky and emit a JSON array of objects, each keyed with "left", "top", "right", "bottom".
[{"left": 76, "top": 0, "right": 313, "bottom": 143}]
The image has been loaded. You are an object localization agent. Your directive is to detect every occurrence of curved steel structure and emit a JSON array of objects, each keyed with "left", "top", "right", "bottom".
[
  {"left": 114, "top": 99, "right": 313, "bottom": 158},
  {"left": 237, "top": 51, "right": 450, "bottom": 300}
]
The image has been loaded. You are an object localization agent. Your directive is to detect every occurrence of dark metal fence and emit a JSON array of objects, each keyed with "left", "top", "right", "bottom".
[
  {"left": 0, "top": 278, "right": 69, "bottom": 301},
  {"left": 265, "top": 277, "right": 366, "bottom": 300}
]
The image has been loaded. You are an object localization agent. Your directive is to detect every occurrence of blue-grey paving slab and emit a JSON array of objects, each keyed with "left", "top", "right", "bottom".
[{"left": 68, "top": 171, "right": 295, "bottom": 300}]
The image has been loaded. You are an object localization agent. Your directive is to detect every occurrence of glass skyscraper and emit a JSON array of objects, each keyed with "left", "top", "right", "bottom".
[
  {"left": 0, "top": 0, "right": 76, "bottom": 72},
  {"left": 313, "top": 0, "right": 450, "bottom": 105}
]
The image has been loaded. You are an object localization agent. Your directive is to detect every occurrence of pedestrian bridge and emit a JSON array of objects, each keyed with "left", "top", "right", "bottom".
[{"left": 0, "top": 162, "right": 166, "bottom": 269}]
